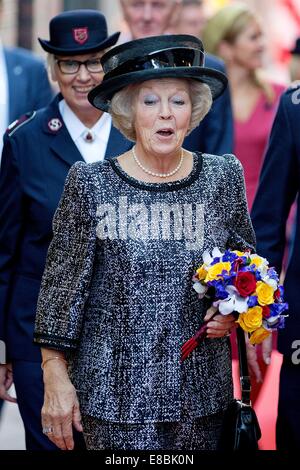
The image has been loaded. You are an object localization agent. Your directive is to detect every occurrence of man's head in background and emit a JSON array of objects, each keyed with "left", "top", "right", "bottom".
[
  {"left": 120, "top": 0, "right": 180, "bottom": 39},
  {"left": 174, "top": 0, "right": 206, "bottom": 37}
]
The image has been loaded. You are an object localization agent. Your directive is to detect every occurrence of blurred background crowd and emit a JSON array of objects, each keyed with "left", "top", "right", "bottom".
[
  {"left": 1, "top": 0, "right": 300, "bottom": 82},
  {"left": 0, "top": 0, "right": 300, "bottom": 451}
]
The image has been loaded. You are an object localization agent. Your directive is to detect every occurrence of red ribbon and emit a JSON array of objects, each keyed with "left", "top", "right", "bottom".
[{"left": 181, "top": 323, "right": 208, "bottom": 362}]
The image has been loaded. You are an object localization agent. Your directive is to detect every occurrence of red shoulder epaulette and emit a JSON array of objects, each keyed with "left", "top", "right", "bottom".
[{"left": 7, "top": 111, "right": 36, "bottom": 137}]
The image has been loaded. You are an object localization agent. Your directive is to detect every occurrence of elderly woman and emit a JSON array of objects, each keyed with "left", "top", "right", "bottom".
[
  {"left": 34, "top": 35, "right": 255, "bottom": 451},
  {"left": 0, "top": 10, "right": 126, "bottom": 450}
]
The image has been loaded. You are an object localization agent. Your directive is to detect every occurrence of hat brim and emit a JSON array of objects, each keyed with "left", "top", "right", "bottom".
[
  {"left": 88, "top": 67, "right": 227, "bottom": 112},
  {"left": 38, "top": 31, "right": 120, "bottom": 55}
]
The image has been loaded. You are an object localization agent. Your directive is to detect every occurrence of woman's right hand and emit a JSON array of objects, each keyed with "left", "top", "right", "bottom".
[
  {"left": 246, "top": 333, "right": 273, "bottom": 383},
  {"left": 42, "top": 359, "right": 83, "bottom": 450}
]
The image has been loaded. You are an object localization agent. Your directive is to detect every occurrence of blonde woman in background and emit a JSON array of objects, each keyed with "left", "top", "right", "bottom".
[{"left": 203, "top": 2, "right": 285, "bottom": 211}]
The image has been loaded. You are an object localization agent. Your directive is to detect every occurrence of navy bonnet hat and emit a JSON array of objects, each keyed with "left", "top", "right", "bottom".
[
  {"left": 38, "top": 9, "right": 120, "bottom": 55},
  {"left": 88, "top": 35, "right": 228, "bottom": 112}
]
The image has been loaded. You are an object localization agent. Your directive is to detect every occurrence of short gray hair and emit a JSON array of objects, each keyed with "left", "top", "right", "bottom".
[
  {"left": 47, "top": 53, "right": 55, "bottom": 74},
  {"left": 110, "top": 79, "right": 212, "bottom": 142}
]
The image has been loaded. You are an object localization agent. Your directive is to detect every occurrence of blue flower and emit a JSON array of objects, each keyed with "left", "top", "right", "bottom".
[
  {"left": 266, "top": 315, "right": 286, "bottom": 330},
  {"left": 267, "top": 267, "right": 279, "bottom": 282},
  {"left": 278, "top": 285, "right": 285, "bottom": 297},
  {"left": 270, "top": 302, "right": 289, "bottom": 317},
  {"left": 222, "top": 271, "right": 236, "bottom": 284},
  {"left": 207, "top": 279, "right": 229, "bottom": 299},
  {"left": 223, "top": 250, "right": 238, "bottom": 263},
  {"left": 254, "top": 270, "right": 262, "bottom": 281},
  {"left": 248, "top": 295, "right": 258, "bottom": 307}
]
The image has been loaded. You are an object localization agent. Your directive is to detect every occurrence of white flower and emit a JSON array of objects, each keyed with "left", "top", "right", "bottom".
[
  {"left": 250, "top": 254, "right": 268, "bottom": 265},
  {"left": 265, "top": 315, "right": 280, "bottom": 326},
  {"left": 202, "top": 247, "right": 224, "bottom": 266},
  {"left": 215, "top": 285, "right": 249, "bottom": 315},
  {"left": 193, "top": 281, "right": 208, "bottom": 299},
  {"left": 261, "top": 275, "right": 278, "bottom": 290},
  {"left": 250, "top": 254, "right": 269, "bottom": 275},
  {"left": 212, "top": 247, "right": 224, "bottom": 259},
  {"left": 257, "top": 265, "right": 268, "bottom": 277},
  {"left": 202, "top": 250, "right": 213, "bottom": 265}
]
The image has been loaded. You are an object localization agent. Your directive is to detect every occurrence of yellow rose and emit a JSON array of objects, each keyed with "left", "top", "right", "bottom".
[
  {"left": 237, "top": 306, "right": 263, "bottom": 333},
  {"left": 256, "top": 281, "right": 274, "bottom": 306},
  {"left": 205, "top": 261, "right": 231, "bottom": 282},
  {"left": 250, "top": 256, "right": 263, "bottom": 268},
  {"left": 250, "top": 327, "right": 271, "bottom": 345},
  {"left": 196, "top": 265, "right": 207, "bottom": 281},
  {"left": 233, "top": 250, "right": 245, "bottom": 257}
]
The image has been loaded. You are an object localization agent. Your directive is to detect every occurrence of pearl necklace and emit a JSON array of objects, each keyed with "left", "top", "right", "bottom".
[{"left": 132, "top": 146, "right": 184, "bottom": 178}]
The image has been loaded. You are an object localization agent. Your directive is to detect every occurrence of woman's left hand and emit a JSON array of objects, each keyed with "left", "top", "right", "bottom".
[
  {"left": 41, "top": 360, "right": 83, "bottom": 451},
  {"left": 204, "top": 306, "right": 236, "bottom": 338}
]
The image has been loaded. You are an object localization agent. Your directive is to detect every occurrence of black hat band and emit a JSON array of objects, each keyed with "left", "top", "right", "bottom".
[{"left": 103, "top": 47, "right": 205, "bottom": 81}]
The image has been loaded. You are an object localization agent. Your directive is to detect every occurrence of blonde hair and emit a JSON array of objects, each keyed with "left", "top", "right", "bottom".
[
  {"left": 109, "top": 79, "right": 212, "bottom": 142},
  {"left": 203, "top": 3, "right": 275, "bottom": 104},
  {"left": 47, "top": 53, "right": 56, "bottom": 76}
]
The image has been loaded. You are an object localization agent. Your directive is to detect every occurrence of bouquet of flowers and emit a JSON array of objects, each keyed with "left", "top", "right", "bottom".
[{"left": 181, "top": 247, "right": 288, "bottom": 362}]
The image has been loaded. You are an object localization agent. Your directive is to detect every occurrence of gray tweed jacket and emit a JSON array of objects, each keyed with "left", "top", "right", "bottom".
[{"left": 34, "top": 152, "right": 255, "bottom": 423}]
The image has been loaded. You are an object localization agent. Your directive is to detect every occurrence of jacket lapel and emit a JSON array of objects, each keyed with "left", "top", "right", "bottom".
[
  {"left": 50, "top": 125, "right": 84, "bottom": 167},
  {"left": 43, "top": 95, "right": 84, "bottom": 167},
  {"left": 43, "top": 96, "right": 132, "bottom": 166},
  {"left": 105, "top": 125, "right": 133, "bottom": 160}
]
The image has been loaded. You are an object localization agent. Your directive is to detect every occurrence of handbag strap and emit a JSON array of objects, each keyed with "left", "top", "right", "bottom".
[{"left": 236, "top": 326, "right": 251, "bottom": 405}]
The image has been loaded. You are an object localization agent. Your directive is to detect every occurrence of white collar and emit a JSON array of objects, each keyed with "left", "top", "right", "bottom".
[{"left": 58, "top": 99, "right": 111, "bottom": 143}]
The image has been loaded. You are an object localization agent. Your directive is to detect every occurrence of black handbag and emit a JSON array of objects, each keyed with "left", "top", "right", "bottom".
[{"left": 218, "top": 326, "right": 262, "bottom": 450}]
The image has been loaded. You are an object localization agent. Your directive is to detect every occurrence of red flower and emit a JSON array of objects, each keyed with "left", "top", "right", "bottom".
[
  {"left": 234, "top": 272, "right": 257, "bottom": 297},
  {"left": 274, "top": 289, "right": 281, "bottom": 300},
  {"left": 262, "top": 305, "right": 271, "bottom": 318},
  {"left": 234, "top": 258, "right": 244, "bottom": 271}
]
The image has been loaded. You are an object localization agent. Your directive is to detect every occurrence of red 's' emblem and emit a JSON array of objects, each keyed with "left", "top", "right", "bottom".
[{"left": 73, "top": 27, "right": 88, "bottom": 45}]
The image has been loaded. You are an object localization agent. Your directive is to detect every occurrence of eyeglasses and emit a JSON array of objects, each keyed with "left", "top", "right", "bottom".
[{"left": 55, "top": 58, "right": 104, "bottom": 74}]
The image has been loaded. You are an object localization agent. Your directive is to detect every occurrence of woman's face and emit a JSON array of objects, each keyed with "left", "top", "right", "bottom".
[
  {"left": 229, "top": 19, "right": 265, "bottom": 70},
  {"left": 52, "top": 52, "right": 105, "bottom": 115},
  {"left": 133, "top": 78, "right": 192, "bottom": 157}
]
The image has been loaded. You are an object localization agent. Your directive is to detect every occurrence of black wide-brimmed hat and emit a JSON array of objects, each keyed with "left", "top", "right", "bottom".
[
  {"left": 38, "top": 10, "right": 120, "bottom": 55},
  {"left": 291, "top": 37, "right": 300, "bottom": 55},
  {"left": 88, "top": 35, "right": 227, "bottom": 112}
]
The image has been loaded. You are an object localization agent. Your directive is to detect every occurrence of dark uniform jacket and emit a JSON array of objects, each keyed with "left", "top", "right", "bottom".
[
  {"left": 0, "top": 94, "right": 132, "bottom": 361},
  {"left": 252, "top": 86, "right": 300, "bottom": 357}
]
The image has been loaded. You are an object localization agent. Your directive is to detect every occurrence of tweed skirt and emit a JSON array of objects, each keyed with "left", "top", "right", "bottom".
[{"left": 82, "top": 412, "right": 223, "bottom": 450}]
